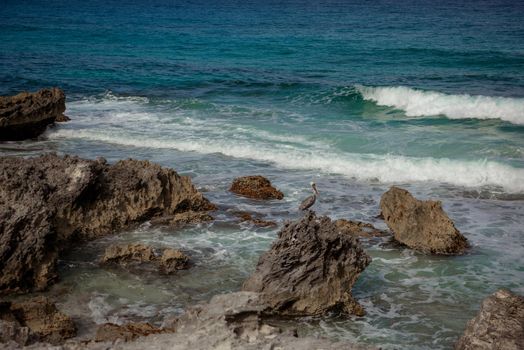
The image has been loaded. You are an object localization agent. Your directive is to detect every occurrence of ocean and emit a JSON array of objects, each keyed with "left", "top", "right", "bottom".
[{"left": 1, "top": 0, "right": 523, "bottom": 348}]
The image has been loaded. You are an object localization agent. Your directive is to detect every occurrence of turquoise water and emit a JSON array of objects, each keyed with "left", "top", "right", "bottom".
[{"left": 1, "top": 1, "right": 524, "bottom": 349}]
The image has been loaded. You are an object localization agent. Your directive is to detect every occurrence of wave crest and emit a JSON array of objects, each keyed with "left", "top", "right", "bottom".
[{"left": 356, "top": 85, "right": 524, "bottom": 125}]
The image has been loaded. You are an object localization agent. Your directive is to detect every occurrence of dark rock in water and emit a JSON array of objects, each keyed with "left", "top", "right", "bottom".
[
  {"left": 0, "top": 88, "right": 69, "bottom": 141},
  {"left": 95, "top": 322, "right": 174, "bottom": 342},
  {"left": 100, "top": 243, "right": 155, "bottom": 266},
  {"left": 100, "top": 243, "right": 190, "bottom": 275},
  {"left": 379, "top": 186, "right": 468, "bottom": 255},
  {"left": 0, "top": 296, "right": 76, "bottom": 346},
  {"left": 234, "top": 211, "right": 277, "bottom": 228},
  {"left": 335, "top": 219, "right": 389, "bottom": 239},
  {"left": 243, "top": 211, "right": 371, "bottom": 316},
  {"left": 230, "top": 175, "right": 284, "bottom": 200},
  {"left": 455, "top": 289, "right": 524, "bottom": 350},
  {"left": 0, "top": 153, "right": 214, "bottom": 294},
  {"left": 150, "top": 211, "right": 214, "bottom": 227},
  {"left": 159, "top": 248, "right": 190, "bottom": 274}
]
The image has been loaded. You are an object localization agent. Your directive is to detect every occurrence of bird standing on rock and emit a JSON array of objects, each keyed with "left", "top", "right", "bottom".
[{"left": 299, "top": 182, "right": 319, "bottom": 211}]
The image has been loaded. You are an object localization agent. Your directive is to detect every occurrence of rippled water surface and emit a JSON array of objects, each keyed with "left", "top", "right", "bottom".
[{"left": 1, "top": 0, "right": 524, "bottom": 348}]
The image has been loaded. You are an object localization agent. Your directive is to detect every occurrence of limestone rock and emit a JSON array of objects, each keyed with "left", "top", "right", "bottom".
[
  {"left": 159, "top": 248, "right": 190, "bottom": 274},
  {"left": 0, "top": 297, "right": 75, "bottom": 345},
  {"left": 243, "top": 211, "right": 371, "bottom": 316},
  {"left": 100, "top": 244, "right": 190, "bottom": 275},
  {"left": 335, "top": 219, "right": 389, "bottom": 239},
  {"left": 380, "top": 186, "right": 468, "bottom": 255},
  {"left": 95, "top": 322, "right": 174, "bottom": 342},
  {"left": 100, "top": 244, "right": 155, "bottom": 266},
  {"left": 0, "top": 88, "right": 68, "bottom": 140},
  {"left": 234, "top": 211, "right": 277, "bottom": 228},
  {"left": 0, "top": 153, "right": 214, "bottom": 294},
  {"left": 230, "top": 176, "right": 284, "bottom": 200},
  {"left": 455, "top": 289, "right": 524, "bottom": 350}
]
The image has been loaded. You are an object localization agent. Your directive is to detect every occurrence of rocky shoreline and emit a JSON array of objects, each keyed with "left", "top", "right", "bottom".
[{"left": 1, "top": 89, "right": 522, "bottom": 349}]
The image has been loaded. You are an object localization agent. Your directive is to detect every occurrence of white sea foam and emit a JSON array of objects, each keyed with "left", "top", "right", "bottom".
[
  {"left": 48, "top": 128, "right": 524, "bottom": 193},
  {"left": 356, "top": 85, "right": 524, "bottom": 125}
]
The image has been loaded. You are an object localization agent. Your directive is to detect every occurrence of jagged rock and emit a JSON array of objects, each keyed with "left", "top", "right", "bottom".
[
  {"left": 100, "top": 244, "right": 155, "bottom": 266},
  {"left": 455, "top": 289, "right": 524, "bottom": 350},
  {"left": 6, "top": 293, "right": 375, "bottom": 350},
  {"left": 0, "top": 153, "right": 214, "bottom": 294},
  {"left": 0, "top": 297, "right": 75, "bottom": 345},
  {"left": 0, "top": 88, "right": 69, "bottom": 140},
  {"left": 95, "top": 322, "right": 174, "bottom": 342},
  {"left": 234, "top": 211, "right": 277, "bottom": 228},
  {"left": 335, "top": 219, "right": 389, "bottom": 238},
  {"left": 230, "top": 176, "right": 284, "bottom": 200},
  {"left": 379, "top": 186, "right": 468, "bottom": 255},
  {"left": 243, "top": 211, "right": 371, "bottom": 316},
  {"left": 159, "top": 248, "right": 190, "bottom": 274}
]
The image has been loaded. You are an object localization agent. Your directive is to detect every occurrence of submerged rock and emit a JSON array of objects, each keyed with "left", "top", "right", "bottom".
[
  {"left": 234, "top": 211, "right": 277, "bottom": 228},
  {"left": 243, "top": 211, "right": 371, "bottom": 316},
  {"left": 379, "top": 186, "right": 468, "bottom": 255},
  {"left": 0, "top": 153, "right": 214, "bottom": 294},
  {"left": 159, "top": 248, "right": 190, "bottom": 274},
  {"left": 335, "top": 219, "right": 389, "bottom": 239},
  {"left": 0, "top": 297, "right": 76, "bottom": 346},
  {"left": 100, "top": 244, "right": 155, "bottom": 266},
  {"left": 95, "top": 322, "right": 174, "bottom": 342},
  {"left": 230, "top": 175, "right": 284, "bottom": 200},
  {"left": 100, "top": 244, "right": 190, "bottom": 274},
  {"left": 150, "top": 211, "right": 214, "bottom": 227},
  {"left": 0, "top": 88, "right": 69, "bottom": 141},
  {"left": 455, "top": 289, "right": 524, "bottom": 350}
]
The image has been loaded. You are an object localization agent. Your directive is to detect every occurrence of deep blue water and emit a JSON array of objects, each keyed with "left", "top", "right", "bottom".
[{"left": 1, "top": 1, "right": 524, "bottom": 349}]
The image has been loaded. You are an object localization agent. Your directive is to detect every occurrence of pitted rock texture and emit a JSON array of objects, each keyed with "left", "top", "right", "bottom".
[
  {"left": 243, "top": 211, "right": 371, "bottom": 316},
  {"left": 455, "top": 289, "right": 524, "bottom": 350},
  {"left": 0, "top": 153, "right": 214, "bottom": 294},
  {"left": 380, "top": 186, "right": 468, "bottom": 255},
  {"left": 0, "top": 88, "right": 69, "bottom": 140},
  {"left": 0, "top": 297, "right": 76, "bottom": 346},
  {"left": 230, "top": 176, "right": 284, "bottom": 200}
]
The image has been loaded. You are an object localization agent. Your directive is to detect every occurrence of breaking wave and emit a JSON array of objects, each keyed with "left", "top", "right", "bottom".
[{"left": 356, "top": 85, "right": 524, "bottom": 125}]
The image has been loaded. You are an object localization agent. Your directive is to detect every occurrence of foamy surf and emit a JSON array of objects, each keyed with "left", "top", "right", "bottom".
[
  {"left": 356, "top": 85, "right": 524, "bottom": 125},
  {"left": 48, "top": 128, "right": 524, "bottom": 193}
]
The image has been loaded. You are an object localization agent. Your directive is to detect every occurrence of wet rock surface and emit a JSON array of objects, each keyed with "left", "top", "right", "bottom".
[
  {"left": 335, "top": 219, "right": 389, "bottom": 239},
  {"left": 0, "top": 88, "right": 69, "bottom": 141},
  {"left": 243, "top": 211, "right": 371, "bottom": 316},
  {"left": 380, "top": 186, "right": 468, "bottom": 255},
  {"left": 150, "top": 211, "right": 213, "bottom": 227},
  {"left": 0, "top": 296, "right": 76, "bottom": 346},
  {"left": 36, "top": 292, "right": 373, "bottom": 350},
  {"left": 234, "top": 211, "right": 277, "bottom": 227},
  {"left": 455, "top": 289, "right": 524, "bottom": 350},
  {"left": 100, "top": 243, "right": 190, "bottom": 274},
  {"left": 0, "top": 153, "right": 214, "bottom": 294},
  {"left": 230, "top": 175, "right": 284, "bottom": 200},
  {"left": 95, "top": 322, "right": 174, "bottom": 342}
]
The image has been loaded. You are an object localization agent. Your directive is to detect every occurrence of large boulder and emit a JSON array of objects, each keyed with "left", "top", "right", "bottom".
[
  {"left": 0, "top": 153, "right": 214, "bottom": 294},
  {"left": 243, "top": 211, "right": 371, "bottom": 316},
  {"left": 379, "top": 186, "right": 468, "bottom": 255},
  {"left": 0, "top": 88, "right": 69, "bottom": 141},
  {"left": 455, "top": 289, "right": 524, "bottom": 350},
  {"left": 230, "top": 175, "right": 284, "bottom": 200},
  {"left": 0, "top": 296, "right": 76, "bottom": 346}
]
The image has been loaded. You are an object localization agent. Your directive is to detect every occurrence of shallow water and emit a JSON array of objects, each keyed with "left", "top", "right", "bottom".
[{"left": 1, "top": 0, "right": 524, "bottom": 348}]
